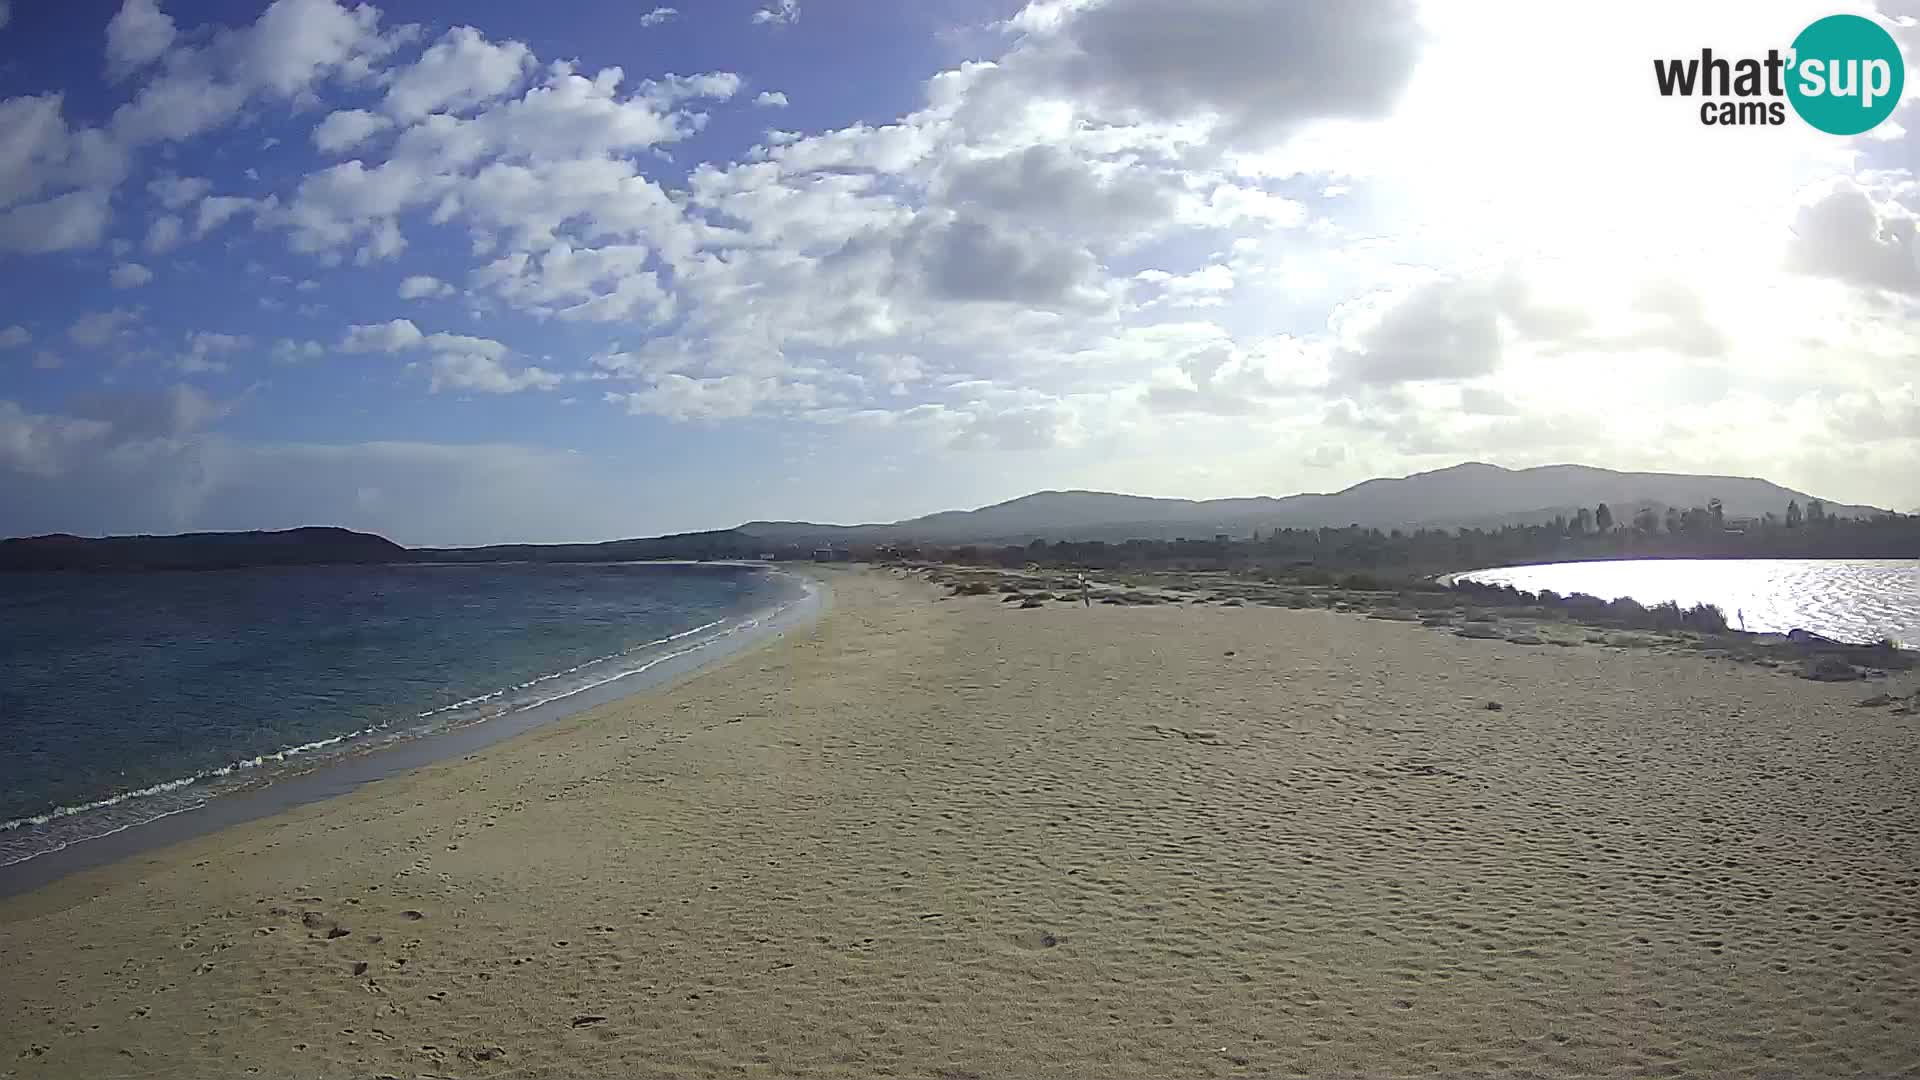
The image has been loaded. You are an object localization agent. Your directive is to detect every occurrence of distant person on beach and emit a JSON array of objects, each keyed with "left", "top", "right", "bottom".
[{"left": 1079, "top": 574, "right": 1091, "bottom": 607}]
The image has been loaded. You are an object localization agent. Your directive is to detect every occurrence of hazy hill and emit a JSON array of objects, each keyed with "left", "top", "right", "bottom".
[
  {"left": 411, "top": 529, "right": 756, "bottom": 563},
  {"left": 0, "top": 527, "right": 407, "bottom": 572},
  {"left": 741, "top": 463, "right": 1883, "bottom": 546}
]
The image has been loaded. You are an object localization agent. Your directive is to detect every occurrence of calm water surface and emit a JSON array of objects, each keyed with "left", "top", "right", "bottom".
[{"left": 1455, "top": 558, "right": 1920, "bottom": 647}]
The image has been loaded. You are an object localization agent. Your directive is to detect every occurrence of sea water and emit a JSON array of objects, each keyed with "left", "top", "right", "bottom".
[
  {"left": 1452, "top": 558, "right": 1920, "bottom": 647},
  {"left": 0, "top": 561, "right": 803, "bottom": 867}
]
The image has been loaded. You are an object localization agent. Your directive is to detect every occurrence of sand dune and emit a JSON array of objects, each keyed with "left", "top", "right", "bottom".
[{"left": 3, "top": 567, "right": 1917, "bottom": 1078}]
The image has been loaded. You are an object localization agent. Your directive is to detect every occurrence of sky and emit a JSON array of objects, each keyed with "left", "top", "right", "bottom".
[{"left": 0, "top": 0, "right": 1917, "bottom": 545}]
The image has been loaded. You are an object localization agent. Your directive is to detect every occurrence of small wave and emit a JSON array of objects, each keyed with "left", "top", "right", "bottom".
[
  {"left": 0, "top": 584, "right": 811, "bottom": 868},
  {"left": 0, "top": 773, "right": 206, "bottom": 833},
  {"left": 413, "top": 618, "right": 726, "bottom": 720}
]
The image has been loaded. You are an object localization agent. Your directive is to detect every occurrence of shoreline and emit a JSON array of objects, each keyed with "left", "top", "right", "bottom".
[
  {"left": 4, "top": 566, "right": 1915, "bottom": 1077},
  {"left": 0, "top": 569, "right": 827, "bottom": 900}
]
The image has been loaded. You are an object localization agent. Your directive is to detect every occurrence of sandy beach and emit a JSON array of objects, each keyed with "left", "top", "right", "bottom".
[{"left": 3, "top": 566, "right": 1917, "bottom": 1079}]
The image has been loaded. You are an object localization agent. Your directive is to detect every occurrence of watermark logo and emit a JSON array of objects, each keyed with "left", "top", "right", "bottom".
[{"left": 1653, "top": 13, "right": 1905, "bottom": 132}]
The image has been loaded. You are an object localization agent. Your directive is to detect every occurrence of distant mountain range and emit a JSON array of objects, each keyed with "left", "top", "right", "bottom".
[
  {"left": 738, "top": 463, "right": 1884, "bottom": 546},
  {"left": 0, "top": 462, "right": 1890, "bottom": 570}
]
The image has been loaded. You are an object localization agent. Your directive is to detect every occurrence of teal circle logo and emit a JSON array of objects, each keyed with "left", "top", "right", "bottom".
[{"left": 1787, "top": 14, "right": 1905, "bottom": 135}]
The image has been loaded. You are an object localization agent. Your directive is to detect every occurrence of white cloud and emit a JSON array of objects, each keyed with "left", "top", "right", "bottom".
[
  {"left": 950, "top": 401, "right": 1074, "bottom": 452},
  {"left": 421, "top": 331, "right": 507, "bottom": 359},
  {"left": 144, "top": 214, "right": 183, "bottom": 253},
  {"left": 0, "top": 189, "right": 110, "bottom": 253},
  {"left": 754, "top": 91, "right": 789, "bottom": 108},
  {"left": 110, "top": 262, "right": 154, "bottom": 288},
  {"left": 67, "top": 308, "right": 140, "bottom": 348},
  {"left": 186, "top": 331, "right": 249, "bottom": 353},
  {"left": 1787, "top": 181, "right": 1920, "bottom": 296},
  {"left": 340, "top": 318, "right": 425, "bottom": 352},
  {"left": 639, "top": 7, "right": 677, "bottom": 27},
  {"left": 0, "top": 325, "right": 28, "bottom": 348},
  {"left": 0, "top": 401, "right": 116, "bottom": 478},
  {"left": 273, "top": 62, "right": 734, "bottom": 259},
  {"left": 105, "top": 0, "right": 177, "bottom": 81},
  {"left": 902, "top": 211, "right": 1107, "bottom": 308},
  {"left": 338, "top": 320, "right": 547, "bottom": 392},
  {"left": 1331, "top": 277, "right": 1506, "bottom": 386},
  {"left": 427, "top": 352, "right": 560, "bottom": 394},
  {"left": 0, "top": 95, "right": 126, "bottom": 209},
  {"left": 381, "top": 26, "right": 531, "bottom": 122},
  {"left": 110, "top": 0, "right": 409, "bottom": 146},
  {"left": 311, "top": 108, "right": 392, "bottom": 152},
  {"left": 354, "top": 216, "right": 406, "bottom": 263},
  {"left": 269, "top": 338, "right": 325, "bottom": 363},
  {"left": 195, "top": 194, "right": 271, "bottom": 237},
  {"left": 752, "top": 0, "right": 799, "bottom": 25},
  {"left": 611, "top": 374, "right": 816, "bottom": 420},
  {"left": 398, "top": 274, "right": 454, "bottom": 300},
  {"left": 473, "top": 241, "right": 670, "bottom": 322},
  {"left": 232, "top": 0, "right": 394, "bottom": 98},
  {"left": 110, "top": 71, "right": 251, "bottom": 146},
  {"left": 986, "top": 0, "right": 1421, "bottom": 150},
  {"left": 179, "top": 330, "right": 252, "bottom": 373},
  {"left": 1133, "top": 264, "right": 1235, "bottom": 308},
  {"left": 934, "top": 143, "right": 1183, "bottom": 247},
  {"left": 147, "top": 174, "right": 212, "bottom": 209}
]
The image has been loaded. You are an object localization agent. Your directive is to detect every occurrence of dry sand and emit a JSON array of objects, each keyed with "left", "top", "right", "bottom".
[{"left": 3, "top": 567, "right": 1918, "bottom": 1079}]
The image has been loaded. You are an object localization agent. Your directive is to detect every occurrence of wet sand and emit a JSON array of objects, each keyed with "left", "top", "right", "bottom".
[{"left": 3, "top": 567, "right": 1917, "bottom": 1078}]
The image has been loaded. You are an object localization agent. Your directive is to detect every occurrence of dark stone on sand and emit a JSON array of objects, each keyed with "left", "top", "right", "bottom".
[
  {"left": 571, "top": 1016, "right": 607, "bottom": 1027},
  {"left": 1484, "top": 701, "right": 1503, "bottom": 711},
  {"left": 401, "top": 910, "right": 425, "bottom": 920},
  {"left": 352, "top": 961, "right": 369, "bottom": 976},
  {"left": 325, "top": 926, "right": 350, "bottom": 939}
]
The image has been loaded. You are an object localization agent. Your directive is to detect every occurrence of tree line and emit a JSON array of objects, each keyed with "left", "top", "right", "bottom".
[{"left": 863, "top": 500, "right": 1918, "bottom": 581}]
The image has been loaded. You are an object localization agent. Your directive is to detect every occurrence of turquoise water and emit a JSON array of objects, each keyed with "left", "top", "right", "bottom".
[
  {"left": 0, "top": 562, "right": 801, "bottom": 866},
  {"left": 1454, "top": 558, "right": 1920, "bottom": 647}
]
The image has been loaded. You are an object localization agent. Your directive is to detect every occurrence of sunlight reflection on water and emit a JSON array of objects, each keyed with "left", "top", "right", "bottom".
[{"left": 1456, "top": 559, "right": 1920, "bottom": 647}]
